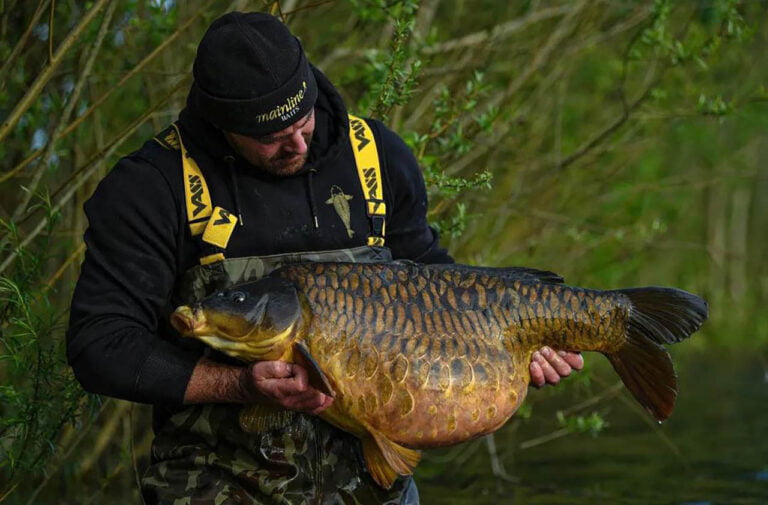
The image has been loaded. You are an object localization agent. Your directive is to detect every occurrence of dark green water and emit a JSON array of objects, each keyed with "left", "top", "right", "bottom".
[{"left": 416, "top": 350, "right": 768, "bottom": 504}]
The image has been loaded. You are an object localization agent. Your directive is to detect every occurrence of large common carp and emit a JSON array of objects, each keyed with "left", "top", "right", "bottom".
[{"left": 171, "top": 262, "right": 707, "bottom": 488}]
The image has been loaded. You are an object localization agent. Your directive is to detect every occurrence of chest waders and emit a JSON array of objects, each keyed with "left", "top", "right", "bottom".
[{"left": 141, "top": 117, "right": 419, "bottom": 505}]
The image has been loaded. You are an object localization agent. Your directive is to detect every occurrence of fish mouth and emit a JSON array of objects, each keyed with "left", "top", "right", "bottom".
[{"left": 171, "top": 305, "right": 205, "bottom": 336}]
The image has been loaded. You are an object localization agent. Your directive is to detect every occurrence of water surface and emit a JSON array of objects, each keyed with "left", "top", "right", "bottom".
[{"left": 416, "top": 350, "right": 768, "bottom": 504}]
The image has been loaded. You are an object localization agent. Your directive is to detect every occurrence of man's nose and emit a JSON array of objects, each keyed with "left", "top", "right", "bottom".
[{"left": 285, "top": 130, "right": 308, "bottom": 154}]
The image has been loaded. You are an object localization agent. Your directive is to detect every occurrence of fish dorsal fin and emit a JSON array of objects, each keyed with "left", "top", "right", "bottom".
[
  {"left": 497, "top": 266, "right": 564, "bottom": 284},
  {"left": 239, "top": 403, "right": 296, "bottom": 433},
  {"left": 293, "top": 341, "right": 336, "bottom": 398},
  {"left": 422, "top": 263, "right": 565, "bottom": 284},
  {"left": 362, "top": 427, "right": 422, "bottom": 489}
]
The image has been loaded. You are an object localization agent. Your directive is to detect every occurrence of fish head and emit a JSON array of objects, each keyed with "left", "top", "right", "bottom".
[{"left": 171, "top": 277, "right": 304, "bottom": 362}]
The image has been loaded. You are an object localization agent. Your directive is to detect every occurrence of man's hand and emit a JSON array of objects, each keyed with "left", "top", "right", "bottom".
[
  {"left": 241, "top": 361, "right": 334, "bottom": 415},
  {"left": 183, "top": 357, "right": 333, "bottom": 415},
  {"left": 529, "top": 347, "right": 583, "bottom": 387}
]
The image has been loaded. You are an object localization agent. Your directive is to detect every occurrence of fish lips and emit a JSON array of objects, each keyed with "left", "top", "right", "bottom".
[{"left": 170, "top": 304, "right": 205, "bottom": 336}]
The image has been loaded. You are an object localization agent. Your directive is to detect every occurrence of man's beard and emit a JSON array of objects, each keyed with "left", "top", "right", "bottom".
[
  {"left": 263, "top": 150, "right": 310, "bottom": 176},
  {"left": 253, "top": 131, "right": 313, "bottom": 176}
]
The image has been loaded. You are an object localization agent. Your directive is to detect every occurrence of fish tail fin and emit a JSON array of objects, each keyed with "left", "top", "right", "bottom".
[{"left": 607, "top": 287, "right": 708, "bottom": 421}]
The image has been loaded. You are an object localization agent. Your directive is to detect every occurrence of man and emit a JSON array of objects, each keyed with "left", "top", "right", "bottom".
[{"left": 67, "top": 11, "right": 582, "bottom": 505}]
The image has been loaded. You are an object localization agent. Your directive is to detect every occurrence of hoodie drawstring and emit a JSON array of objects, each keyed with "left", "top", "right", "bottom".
[
  {"left": 224, "top": 155, "right": 244, "bottom": 226},
  {"left": 307, "top": 168, "right": 319, "bottom": 229},
  {"left": 224, "top": 155, "right": 319, "bottom": 230}
]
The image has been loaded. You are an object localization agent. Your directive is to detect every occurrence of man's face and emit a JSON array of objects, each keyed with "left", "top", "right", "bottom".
[{"left": 223, "top": 109, "right": 316, "bottom": 176}]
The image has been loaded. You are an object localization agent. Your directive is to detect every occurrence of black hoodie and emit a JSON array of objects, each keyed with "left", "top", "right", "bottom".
[{"left": 66, "top": 68, "right": 452, "bottom": 405}]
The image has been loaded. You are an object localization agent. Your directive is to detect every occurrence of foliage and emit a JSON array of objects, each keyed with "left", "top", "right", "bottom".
[
  {"left": 0, "top": 0, "right": 766, "bottom": 502},
  {"left": 556, "top": 411, "right": 607, "bottom": 437},
  {"left": 0, "top": 279, "right": 82, "bottom": 474}
]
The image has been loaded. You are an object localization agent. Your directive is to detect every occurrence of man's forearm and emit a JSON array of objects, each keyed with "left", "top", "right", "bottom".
[
  {"left": 183, "top": 358, "right": 334, "bottom": 413},
  {"left": 183, "top": 357, "right": 251, "bottom": 404}
]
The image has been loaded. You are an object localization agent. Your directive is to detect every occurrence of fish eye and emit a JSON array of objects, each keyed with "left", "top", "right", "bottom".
[{"left": 230, "top": 291, "right": 246, "bottom": 303}]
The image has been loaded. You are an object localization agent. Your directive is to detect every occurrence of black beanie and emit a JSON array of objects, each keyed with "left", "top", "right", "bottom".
[{"left": 188, "top": 11, "right": 318, "bottom": 137}]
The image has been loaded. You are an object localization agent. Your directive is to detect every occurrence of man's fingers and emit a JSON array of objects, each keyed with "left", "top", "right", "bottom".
[
  {"left": 252, "top": 361, "right": 309, "bottom": 391},
  {"left": 538, "top": 356, "right": 562, "bottom": 385},
  {"left": 531, "top": 350, "right": 560, "bottom": 385},
  {"left": 530, "top": 347, "right": 583, "bottom": 387},
  {"left": 540, "top": 347, "right": 572, "bottom": 377},
  {"left": 282, "top": 389, "right": 334, "bottom": 413},
  {"left": 559, "top": 350, "right": 584, "bottom": 370},
  {"left": 309, "top": 395, "right": 334, "bottom": 415},
  {"left": 294, "top": 392, "right": 334, "bottom": 414},
  {"left": 248, "top": 361, "right": 333, "bottom": 413},
  {"left": 251, "top": 360, "right": 294, "bottom": 380},
  {"left": 263, "top": 373, "right": 310, "bottom": 400},
  {"left": 529, "top": 360, "right": 545, "bottom": 387},
  {"left": 284, "top": 362, "right": 309, "bottom": 391}
]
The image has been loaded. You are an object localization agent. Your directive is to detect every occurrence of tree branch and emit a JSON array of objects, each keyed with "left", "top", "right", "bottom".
[
  {"left": 422, "top": 5, "right": 572, "bottom": 55},
  {"left": 0, "top": 76, "right": 190, "bottom": 275},
  {"left": 47, "top": 0, "right": 55, "bottom": 62},
  {"left": 0, "top": 0, "right": 51, "bottom": 87},
  {"left": 0, "top": 0, "right": 215, "bottom": 182},
  {"left": 0, "top": 0, "right": 111, "bottom": 144},
  {"left": 10, "top": 0, "right": 117, "bottom": 223}
]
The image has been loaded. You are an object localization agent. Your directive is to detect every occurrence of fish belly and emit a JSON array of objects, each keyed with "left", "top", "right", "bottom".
[
  {"left": 311, "top": 327, "right": 533, "bottom": 449},
  {"left": 378, "top": 355, "right": 530, "bottom": 448}
]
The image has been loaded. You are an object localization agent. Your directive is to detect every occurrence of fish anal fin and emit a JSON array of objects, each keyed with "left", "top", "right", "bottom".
[
  {"left": 362, "top": 428, "right": 421, "bottom": 489},
  {"left": 362, "top": 437, "right": 398, "bottom": 489},
  {"left": 606, "top": 337, "right": 676, "bottom": 422},
  {"left": 239, "top": 403, "right": 295, "bottom": 433},
  {"left": 293, "top": 341, "right": 336, "bottom": 398}
]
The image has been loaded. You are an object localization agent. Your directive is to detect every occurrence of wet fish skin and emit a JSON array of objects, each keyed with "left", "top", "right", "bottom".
[
  {"left": 277, "top": 263, "right": 630, "bottom": 444},
  {"left": 172, "top": 261, "right": 707, "bottom": 489}
]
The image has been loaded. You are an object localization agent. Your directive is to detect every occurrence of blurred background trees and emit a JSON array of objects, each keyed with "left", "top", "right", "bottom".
[{"left": 1, "top": 0, "right": 766, "bottom": 503}]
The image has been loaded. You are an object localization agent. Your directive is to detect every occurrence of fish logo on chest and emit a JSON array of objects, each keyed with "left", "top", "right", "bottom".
[{"left": 325, "top": 185, "right": 355, "bottom": 238}]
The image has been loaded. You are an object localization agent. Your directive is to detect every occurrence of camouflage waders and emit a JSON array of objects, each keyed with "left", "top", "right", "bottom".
[{"left": 141, "top": 246, "right": 420, "bottom": 505}]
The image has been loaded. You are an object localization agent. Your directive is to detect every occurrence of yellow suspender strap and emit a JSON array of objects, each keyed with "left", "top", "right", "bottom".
[
  {"left": 175, "top": 124, "right": 213, "bottom": 236},
  {"left": 202, "top": 206, "right": 237, "bottom": 249},
  {"left": 348, "top": 114, "right": 386, "bottom": 247},
  {"left": 174, "top": 124, "right": 236, "bottom": 264},
  {"left": 200, "top": 252, "right": 226, "bottom": 265}
]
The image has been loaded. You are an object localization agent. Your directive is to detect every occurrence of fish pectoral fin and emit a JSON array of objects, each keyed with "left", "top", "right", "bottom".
[
  {"left": 362, "top": 428, "right": 421, "bottom": 489},
  {"left": 239, "top": 403, "right": 295, "bottom": 433},
  {"left": 293, "top": 341, "right": 336, "bottom": 398}
]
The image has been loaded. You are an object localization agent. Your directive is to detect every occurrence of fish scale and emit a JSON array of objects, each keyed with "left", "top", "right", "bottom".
[
  {"left": 172, "top": 261, "right": 708, "bottom": 490},
  {"left": 298, "top": 265, "right": 528, "bottom": 446}
]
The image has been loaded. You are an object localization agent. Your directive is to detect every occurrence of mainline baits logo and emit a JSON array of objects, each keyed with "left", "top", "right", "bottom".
[
  {"left": 350, "top": 118, "right": 370, "bottom": 151},
  {"left": 255, "top": 81, "right": 308, "bottom": 123},
  {"left": 188, "top": 174, "right": 207, "bottom": 216}
]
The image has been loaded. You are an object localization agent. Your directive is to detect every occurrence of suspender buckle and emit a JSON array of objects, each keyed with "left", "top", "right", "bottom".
[{"left": 371, "top": 215, "right": 385, "bottom": 237}]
